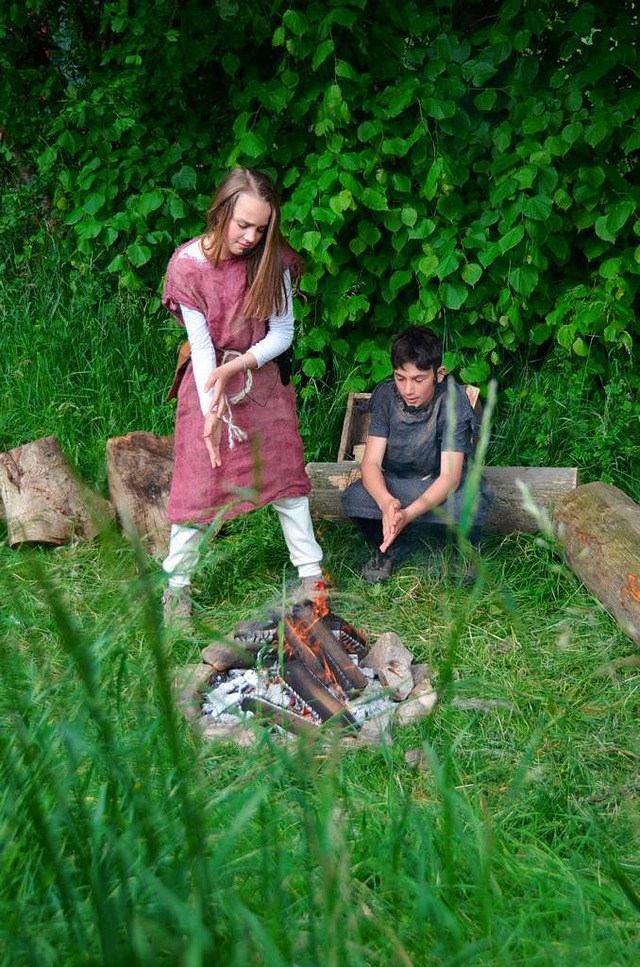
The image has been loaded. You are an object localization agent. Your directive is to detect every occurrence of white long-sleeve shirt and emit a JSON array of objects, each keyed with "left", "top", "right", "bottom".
[{"left": 180, "top": 268, "right": 294, "bottom": 416}]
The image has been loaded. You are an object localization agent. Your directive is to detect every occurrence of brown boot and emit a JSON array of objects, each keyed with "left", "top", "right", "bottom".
[{"left": 162, "top": 585, "right": 192, "bottom": 626}]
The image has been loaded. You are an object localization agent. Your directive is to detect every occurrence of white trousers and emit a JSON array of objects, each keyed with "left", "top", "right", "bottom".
[{"left": 162, "top": 496, "right": 323, "bottom": 588}]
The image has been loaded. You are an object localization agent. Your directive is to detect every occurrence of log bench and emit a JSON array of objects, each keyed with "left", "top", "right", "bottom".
[{"left": 305, "top": 390, "right": 580, "bottom": 534}]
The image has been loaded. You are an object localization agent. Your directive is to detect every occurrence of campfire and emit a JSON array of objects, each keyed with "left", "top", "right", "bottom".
[{"left": 181, "top": 588, "right": 438, "bottom": 746}]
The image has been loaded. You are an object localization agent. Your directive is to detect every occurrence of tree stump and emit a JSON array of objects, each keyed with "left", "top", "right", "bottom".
[
  {"left": 0, "top": 435, "right": 113, "bottom": 547},
  {"left": 106, "top": 432, "right": 174, "bottom": 555},
  {"left": 553, "top": 482, "right": 640, "bottom": 646}
]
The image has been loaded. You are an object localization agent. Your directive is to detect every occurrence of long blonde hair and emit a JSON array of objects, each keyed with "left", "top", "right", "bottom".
[{"left": 202, "top": 168, "right": 297, "bottom": 318}]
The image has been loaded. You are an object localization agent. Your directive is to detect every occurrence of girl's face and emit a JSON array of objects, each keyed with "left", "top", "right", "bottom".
[
  {"left": 221, "top": 191, "right": 272, "bottom": 258},
  {"left": 393, "top": 362, "right": 445, "bottom": 408}
]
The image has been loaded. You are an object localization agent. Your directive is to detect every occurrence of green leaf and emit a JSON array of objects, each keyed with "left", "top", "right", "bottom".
[
  {"left": 302, "top": 358, "right": 326, "bottom": 378},
  {"left": 556, "top": 324, "right": 575, "bottom": 350},
  {"left": 239, "top": 130, "right": 266, "bottom": 158},
  {"left": 423, "top": 158, "right": 442, "bottom": 201},
  {"left": 171, "top": 166, "right": 197, "bottom": 190},
  {"left": 509, "top": 265, "right": 539, "bottom": 296},
  {"left": 82, "top": 192, "right": 106, "bottom": 216},
  {"left": 401, "top": 207, "right": 418, "bottom": 228},
  {"left": 523, "top": 194, "right": 552, "bottom": 221},
  {"left": 607, "top": 200, "right": 635, "bottom": 235},
  {"left": 553, "top": 188, "right": 572, "bottom": 211},
  {"left": 329, "top": 189, "right": 352, "bottom": 214},
  {"left": 381, "top": 137, "right": 408, "bottom": 156},
  {"left": 498, "top": 224, "right": 524, "bottom": 254},
  {"left": 599, "top": 257, "right": 622, "bottom": 280},
  {"left": 594, "top": 216, "right": 615, "bottom": 243},
  {"left": 474, "top": 89, "right": 497, "bottom": 111},
  {"left": 168, "top": 196, "right": 186, "bottom": 219},
  {"left": 283, "top": 9, "right": 307, "bottom": 36},
  {"left": 222, "top": 54, "right": 240, "bottom": 75},
  {"left": 361, "top": 187, "right": 388, "bottom": 211},
  {"left": 359, "top": 221, "right": 381, "bottom": 246},
  {"left": 440, "top": 281, "right": 468, "bottom": 309},
  {"left": 357, "top": 120, "right": 382, "bottom": 142},
  {"left": 417, "top": 254, "right": 439, "bottom": 279},
  {"left": 137, "top": 190, "right": 164, "bottom": 217},
  {"left": 585, "top": 117, "right": 609, "bottom": 147},
  {"left": 478, "top": 242, "right": 501, "bottom": 268},
  {"left": 461, "top": 263, "right": 482, "bottom": 286},
  {"left": 460, "top": 359, "right": 490, "bottom": 384},
  {"left": 389, "top": 270, "right": 413, "bottom": 297},
  {"left": 301, "top": 231, "right": 322, "bottom": 253},
  {"left": 312, "top": 39, "right": 334, "bottom": 71},
  {"left": 127, "top": 242, "right": 152, "bottom": 266},
  {"left": 75, "top": 218, "right": 102, "bottom": 240},
  {"left": 561, "top": 121, "right": 583, "bottom": 145}
]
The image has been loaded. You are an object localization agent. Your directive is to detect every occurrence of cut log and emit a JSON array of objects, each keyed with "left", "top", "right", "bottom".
[
  {"left": 106, "top": 432, "right": 174, "bottom": 555},
  {"left": 553, "top": 482, "right": 640, "bottom": 646},
  {"left": 0, "top": 435, "right": 113, "bottom": 547},
  {"left": 305, "top": 462, "right": 579, "bottom": 534}
]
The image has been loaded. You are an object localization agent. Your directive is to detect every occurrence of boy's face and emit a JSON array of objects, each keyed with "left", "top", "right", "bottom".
[{"left": 393, "top": 362, "right": 445, "bottom": 409}]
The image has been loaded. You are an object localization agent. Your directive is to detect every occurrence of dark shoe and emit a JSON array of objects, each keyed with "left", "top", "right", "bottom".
[
  {"left": 162, "top": 585, "right": 192, "bottom": 626},
  {"left": 452, "top": 558, "right": 477, "bottom": 587},
  {"left": 362, "top": 548, "right": 397, "bottom": 584}
]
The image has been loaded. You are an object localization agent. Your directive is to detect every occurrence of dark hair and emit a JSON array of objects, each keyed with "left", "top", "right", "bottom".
[
  {"left": 202, "top": 167, "right": 294, "bottom": 318},
  {"left": 391, "top": 326, "right": 442, "bottom": 372}
]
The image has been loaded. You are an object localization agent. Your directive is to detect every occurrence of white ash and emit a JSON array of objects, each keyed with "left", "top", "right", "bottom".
[{"left": 201, "top": 662, "right": 395, "bottom": 727}]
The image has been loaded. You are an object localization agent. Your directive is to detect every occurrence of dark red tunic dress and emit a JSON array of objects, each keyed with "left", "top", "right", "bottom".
[{"left": 162, "top": 239, "right": 311, "bottom": 525}]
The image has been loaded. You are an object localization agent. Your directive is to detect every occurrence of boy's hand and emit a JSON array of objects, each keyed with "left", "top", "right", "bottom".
[{"left": 380, "top": 498, "right": 406, "bottom": 553}]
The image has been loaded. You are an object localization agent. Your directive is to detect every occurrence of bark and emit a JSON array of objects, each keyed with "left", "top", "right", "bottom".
[
  {"left": 553, "top": 481, "right": 640, "bottom": 646},
  {"left": 0, "top": 435, "right": 112, "bottom": 547},
  {"left": 106, "top": 432, "right": 174, "bottom": 556}
]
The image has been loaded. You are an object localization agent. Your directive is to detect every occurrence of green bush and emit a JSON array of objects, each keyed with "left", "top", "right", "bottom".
[{"left": 1, "top": 1, "right": 638, "bottom": 388}]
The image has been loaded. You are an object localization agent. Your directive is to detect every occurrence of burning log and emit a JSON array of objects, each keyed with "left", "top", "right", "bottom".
[
  {"left": 239, "top": 697, "right": 319, "bottom": 736},
  {"left": 281, "top": 614, "right": 340, "bottom": 693},
  {"left": 294, "top": 604, "right": 368, "bottom": 693},
  {"left": 322, "top": 610, "right": 368, "bottom": 654},
  {"left": 283, "top": 660, "right": 358, "bottom": 729}
]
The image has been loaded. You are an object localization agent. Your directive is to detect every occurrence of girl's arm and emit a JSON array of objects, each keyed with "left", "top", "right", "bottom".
[
  {"left": 204, "top": 270, "right": 294, "bottom": 399},
  {"left": 180, "top": 305, "right": 224, "bottom": 468}
]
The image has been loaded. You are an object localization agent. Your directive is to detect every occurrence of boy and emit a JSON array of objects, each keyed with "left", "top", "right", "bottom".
[{"left": 341, "top": 326, "right": 491, "bottom": 583}]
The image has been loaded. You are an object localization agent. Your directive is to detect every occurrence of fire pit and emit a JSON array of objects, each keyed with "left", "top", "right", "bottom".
[{"left": 176, "top": 590, "right": 438, "bottom": 747}]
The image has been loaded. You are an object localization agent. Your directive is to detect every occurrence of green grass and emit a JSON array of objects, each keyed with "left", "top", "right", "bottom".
[{"left": 1, "top": 246, "right": 639, "bottom": 964}]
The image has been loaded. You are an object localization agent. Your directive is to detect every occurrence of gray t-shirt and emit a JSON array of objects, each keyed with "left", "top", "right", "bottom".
[{"left": 368, "top": 377, "right": 479, "bottom": 479}]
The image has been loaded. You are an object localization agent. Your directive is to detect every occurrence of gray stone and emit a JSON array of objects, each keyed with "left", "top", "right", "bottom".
[
  {"left": 357, "top": 709, "right": 394, "bottom": 747},
  {"left": 195, "top": 716, "right": 257, "bottom": 746},
  {"left": 404, "top": 747, "right": 431, "bottom": 771},
  {"left": 173, "top": 663, "right": 215, "bottom": 721},
  {"left": 394, "top": 690, "right": 438, "bottom": 726},
  {"left": 201, "top": 638, "right": 258, "bottom": 672},
  {"left": 361, "top": 632, "right": 414, "bottom": 700},
  {"left": 407, "top": 675, "right": 436, "bottom": 701},
  {"left": 411, "top": 662, "right": 434, "bottom": 686}
]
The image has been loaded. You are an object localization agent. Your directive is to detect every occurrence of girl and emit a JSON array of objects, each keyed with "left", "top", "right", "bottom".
[{"left": 161, "top": 168, "right": 323, "bottom": 621}]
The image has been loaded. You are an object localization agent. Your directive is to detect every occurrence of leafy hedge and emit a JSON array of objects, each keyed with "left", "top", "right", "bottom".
[{"left": 1, "top": 0, "right": 638, "bottom": 388}]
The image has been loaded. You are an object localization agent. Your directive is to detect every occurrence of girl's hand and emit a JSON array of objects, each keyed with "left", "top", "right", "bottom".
[
  {"left": 204, "top": 362, "right": 232, "bottom": 413},
  {"left": 202, "top": 396, "right": 228, "bottom": 469}
]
